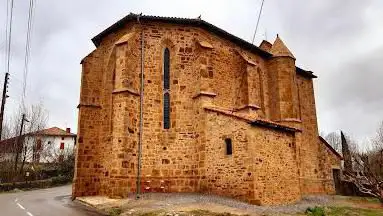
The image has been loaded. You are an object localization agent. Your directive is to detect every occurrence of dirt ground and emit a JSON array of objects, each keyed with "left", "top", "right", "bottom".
[{"left": 77, "top": 193, "right": 383, "bottom": 216}]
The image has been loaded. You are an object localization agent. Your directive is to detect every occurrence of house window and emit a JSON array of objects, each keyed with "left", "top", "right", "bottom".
[
  {"left": 163, "top": 48, "right": 170, "bottom": 129},
  {"left": 61, "top": 136, "right": 64, "bottom": 140},
  {"left": 36, "top": 139, "right": 42, "bottom": 150},
  {"left": 225, "top": 138, "right": 233, "bottom": 155},
  {"left": 60, "top": 142, "right": 64, "bottom": 150}
]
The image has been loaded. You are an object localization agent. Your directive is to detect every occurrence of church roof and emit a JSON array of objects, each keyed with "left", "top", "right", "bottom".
[
  {"left": 270, "top": 35, "right": 295, "bottom": 59},
  {"left": 91, "top": 13, "right": 316, "bottom": 78},
  {"left": 92, "top": 13, "right": 271, "bottom": 58}
]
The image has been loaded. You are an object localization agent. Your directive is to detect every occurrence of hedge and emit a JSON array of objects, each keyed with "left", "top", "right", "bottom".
[{"left": 0, "top": 176, "right": 72, "bottom": 192}]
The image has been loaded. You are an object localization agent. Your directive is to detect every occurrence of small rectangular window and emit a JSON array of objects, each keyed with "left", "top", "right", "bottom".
[
  {"left": 60, "top": 142, "right": 64, "bottom": 150},
  {"left": 225, "top": 138, "right": 232, "bottom": 155},
  {"left": 61, "top": 137, "right": 65, "bottom": 140}
]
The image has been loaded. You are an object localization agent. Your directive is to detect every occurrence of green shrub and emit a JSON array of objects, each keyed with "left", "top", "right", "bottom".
[
  {"left": 306, "top": 206, "right": 325, "bottom": 216},
  {"left": 51, "top": 175, "right": 72, "bottom": 186},
  {"left": 0, "top": 176, "right": 72, "bottom": 192},
  {"left": 108, "top": 207, "right": 122, "bottom": 216}
]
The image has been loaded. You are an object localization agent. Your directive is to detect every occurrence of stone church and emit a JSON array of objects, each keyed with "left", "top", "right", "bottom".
[{"left": 73, "top": 13, "right": 342, "bottom": 205}]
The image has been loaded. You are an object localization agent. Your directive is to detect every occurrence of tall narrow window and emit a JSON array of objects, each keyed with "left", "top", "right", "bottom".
[
  {"left": 163, "top": 48, "right": 170, "bottom": 129},
  {"left": 36, "top": 139, "right": 42, "bottom": 150},
  {"left": 225, "top": 138, "right": 233, "bottom": 155}
]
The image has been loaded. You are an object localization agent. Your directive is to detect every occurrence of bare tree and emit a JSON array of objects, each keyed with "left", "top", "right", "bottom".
[
  {"left": 0, "top": 102, "right": 49, "bottom": 182},
  {"left": 19, "top": 103, "right": 48, "bottom": 174},
  {"left": 324, "top": 131, "right": 342, "bottom": 154},
  {"left": 342, "top": 123, "right": 383, "bottom": 202}
]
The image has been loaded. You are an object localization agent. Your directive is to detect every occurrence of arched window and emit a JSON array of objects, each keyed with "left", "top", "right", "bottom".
[{"left": 163, "top": 48, "right": 170, "bottom": 129}]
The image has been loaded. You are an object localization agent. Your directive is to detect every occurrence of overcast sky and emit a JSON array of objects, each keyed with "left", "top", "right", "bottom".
[{"left": 0, "top": 0, "right": 382, "bottom": 143}]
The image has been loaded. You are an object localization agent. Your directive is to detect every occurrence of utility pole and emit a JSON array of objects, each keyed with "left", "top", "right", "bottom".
[
  {"left": 0, "top": 72, "right": 10, "bottom": 140},
  {"left": 14, "top": 114, "right": 28, "bottom": 172}
]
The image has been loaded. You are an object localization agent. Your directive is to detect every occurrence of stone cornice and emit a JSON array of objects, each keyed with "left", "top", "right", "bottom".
[
  {"left": 115, "top": 32, "right": 135, "bottom": 45},
  {"left": 77, "top": 104, "right": 102, "bottom": 109},
  {"left": 235, "top": 104, "right": 261, "bottom": 111},
  {"left": 192, "top": 91, "right": 217, "bottom": 99},
  {"left": 197, "top": 40, "right": 213, "bottom": 49},
  {"left": 112, "top": 87, "right": 140, "bottom": 96},
  {"left": 204, "top": 105, "right": 254, "bottom": 122}
]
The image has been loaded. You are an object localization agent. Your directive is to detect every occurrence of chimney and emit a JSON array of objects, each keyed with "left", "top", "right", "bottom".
[{"left": 66, "top": 128, "right": 71, "bottom": 133}]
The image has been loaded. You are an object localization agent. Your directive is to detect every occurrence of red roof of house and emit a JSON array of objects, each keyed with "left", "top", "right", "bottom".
[
  {"left": 0, "top": 127, "right": 76, "bottom": 153},
  {"left": 0, "top": 136, "right": 23, "bottom": 153},
  {"left": 33, "top": 127, "right": 76, "bottom": 137}
]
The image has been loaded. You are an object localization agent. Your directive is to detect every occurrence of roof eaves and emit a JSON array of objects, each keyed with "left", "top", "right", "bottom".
[
  {"left": 91, "top": 13, "right": 272, "bottom": 58},
  {"left": 296, "top": 67, "right": 317, "bottom": 79},
  {"left": 92, "top": 13, "right": 136, "bottom": 46},
  {"left": 251, "top": 119, "right": 300, "bottom": 134}
]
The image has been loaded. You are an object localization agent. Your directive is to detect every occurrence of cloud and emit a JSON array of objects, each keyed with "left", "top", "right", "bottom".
[{"left": 0, "top": 0, "right": 382, "bottom": 143}]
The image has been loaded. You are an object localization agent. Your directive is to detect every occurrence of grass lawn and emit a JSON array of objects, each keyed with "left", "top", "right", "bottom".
[
  {"left": 137, "top": 210, "right": 246, "bottom": 216},
  {"left": 305, "top": 206, "right": 383, "bottom": 216}
]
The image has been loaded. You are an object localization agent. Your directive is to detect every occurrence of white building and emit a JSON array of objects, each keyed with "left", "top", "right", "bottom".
[{"left": 0, "top": 127, "right": 76, "bottom": 163}]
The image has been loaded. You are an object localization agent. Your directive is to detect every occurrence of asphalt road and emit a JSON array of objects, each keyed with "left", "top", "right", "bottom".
[{"left": 0, "top": 185, "right": 102, "bottom": 216}]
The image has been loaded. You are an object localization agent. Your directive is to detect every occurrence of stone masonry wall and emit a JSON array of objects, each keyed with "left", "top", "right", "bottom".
[
  {"left": 318, "top": 138, "right": 342, "bottom": 194},
  {"left": 73, "top": 19, "right": 341, "bottom": 204},
  {"left": 296, "top": 74, "right": 339, "bottom": 195},
  {"left": 204, "top": 111, "right": 300, "bottom": 205},
  {"left": 73, "top": 47, "right": 104, "bottom": 197}
]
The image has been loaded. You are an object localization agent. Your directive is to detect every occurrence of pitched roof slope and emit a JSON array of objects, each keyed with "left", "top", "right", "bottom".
[
  {"left": 0, "top": 127, "right": 76, "bottom": 153},
  {"left": 270, "top": 35, "right": 295, "bottom": 59},
  {"left": 92, "top": 13, "right": 271, "bottom": 57},
  {"left": 90, "top": 13, "right": 316, "bottom": 78},
  {"left": 34, "top": 127, "right": 76, "bottom": 137}
]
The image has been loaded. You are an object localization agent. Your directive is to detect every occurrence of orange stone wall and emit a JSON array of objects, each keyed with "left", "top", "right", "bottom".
[{"left": 73, "top": 20, "right": 341, "bottom": 205}]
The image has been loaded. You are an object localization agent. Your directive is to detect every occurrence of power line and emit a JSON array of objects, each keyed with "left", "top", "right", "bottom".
[
  {"left": 251, "top": 0, "right": 266, "bottom": 44},
  {"left": 5, "top": 0, "right": 15, "bottom": 75},
  {"left": 0, "top": 40, "right": 5, "bottom": 51},
  {"left": 0, "top": 0, "right": 14, "bottom": 140},
  {"left": 21, "top": 0, "right": 35, "bottom": 108},
  {"left": 3, "top": 0, "right": 10, "bottom": 74}
]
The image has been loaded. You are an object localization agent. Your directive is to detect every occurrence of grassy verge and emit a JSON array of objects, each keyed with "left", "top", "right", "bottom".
[
  {"left": 135, "top": 210, "right": 246, "bottom": 216},
  {"left": 306, "top": 206, "right": 383, "bottom": 216},
  {"left": 347, "top": 196, "right": 381, "bottom": 203}
]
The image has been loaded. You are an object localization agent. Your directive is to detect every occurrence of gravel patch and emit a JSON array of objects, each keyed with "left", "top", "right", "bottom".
[{"left": 123, "top": 193, "right": 333, "bottom": 215}]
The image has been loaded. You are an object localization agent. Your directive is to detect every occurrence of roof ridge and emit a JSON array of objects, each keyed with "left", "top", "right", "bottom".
[{"left": 91, "top": 13, "right": 271, "bottom": 58}]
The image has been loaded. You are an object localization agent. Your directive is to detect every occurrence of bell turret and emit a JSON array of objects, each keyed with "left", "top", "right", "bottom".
[{"left": 267, "top": 35, "right": 300, "bottom": 126}]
